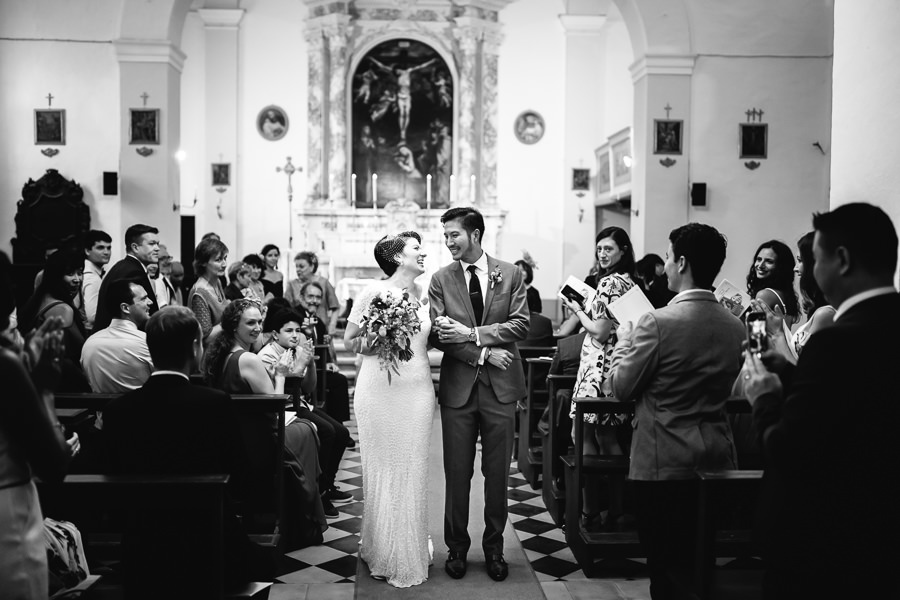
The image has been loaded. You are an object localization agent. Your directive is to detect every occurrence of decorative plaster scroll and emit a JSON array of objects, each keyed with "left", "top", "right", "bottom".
[
  {"left": 326, "top": 22, "right": 351, "bottom": 204},
  {"left": 452, "top": 25, "right": 480, "bottom": 206}
]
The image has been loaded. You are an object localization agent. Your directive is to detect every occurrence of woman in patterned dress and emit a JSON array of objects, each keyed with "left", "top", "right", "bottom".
[{"left": 562, "top": 227, "right": 636, "bottom": 532}]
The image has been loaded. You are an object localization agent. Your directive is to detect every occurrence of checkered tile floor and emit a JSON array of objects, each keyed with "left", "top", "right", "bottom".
[{"left": 268, "top": 398, "right": 651, "bottom": 599}]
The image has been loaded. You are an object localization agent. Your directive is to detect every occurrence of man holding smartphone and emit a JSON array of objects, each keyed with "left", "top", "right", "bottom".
[{"left": 606, "top": 223, "right": 745, "bottom": 599}]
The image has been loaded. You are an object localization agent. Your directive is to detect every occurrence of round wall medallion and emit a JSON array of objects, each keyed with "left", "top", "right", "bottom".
[
  {"left": 514, "top": 110, "right": 545, "bottom": 145},
  {"left": 257, "top": 105, "right": 289, "bottom": 141}
]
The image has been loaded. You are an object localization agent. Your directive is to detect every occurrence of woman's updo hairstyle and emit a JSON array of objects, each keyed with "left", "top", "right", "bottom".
[{"left": 374, "top": 231, "right": 421, "bottom": 276}]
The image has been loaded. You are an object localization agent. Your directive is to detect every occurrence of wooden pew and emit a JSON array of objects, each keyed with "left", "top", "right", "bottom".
[
  {"left": 38, "top": 473, "right": 231, "bottom": 599},
  {"left": 54, "top": 392, "right": 292, "bottom": 540},
  {"left": 514, "top": 346, "right": 555, "bottom": 488},
  {"left": 563, "top": 396, "right": 754, "bottom": 576},
  {"left": 313, "top": 344, "right": 330, "bottom": 410},
  {"left": 542, "top": 373, "right": 576, "bottom": 526}
]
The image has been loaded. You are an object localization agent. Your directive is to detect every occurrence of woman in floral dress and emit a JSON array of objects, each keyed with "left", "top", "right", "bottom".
[{"left": 562, "top": 226, "right": 636, "bottom": 532}]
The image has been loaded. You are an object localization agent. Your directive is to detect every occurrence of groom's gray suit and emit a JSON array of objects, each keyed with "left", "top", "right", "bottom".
[{"left": 428, "top": 255, "right": 530, "bottom": 556}]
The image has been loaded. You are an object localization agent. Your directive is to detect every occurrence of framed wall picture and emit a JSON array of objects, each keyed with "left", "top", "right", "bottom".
[
  {"left": 514, "top": 110, "right": 545, "bottom": 145},
  {"left": 130, "top": 109, "right": 160, "bottom": 145},
  {"left": 34, "top": 109, "right": 66, "bottom": 145},
  {"left": 653, "top": 119, "right": 683, "bottom": 155},
  {"left": 211, "top": 163, "right": 231, "bottom": 187},
  {"left": 257, "top": 105, "right": 289, "bottom": 141},
  {"left": 610, "top": 127, "right": 632, "bottom": 188},
  {"left": 572, "top": 168, "right": 590, "bottom": 192},
  {"left": 595, "top": 143, "right": 611, "bottom": 196},
  {"left": 740, "top": 123, "right": 767, "bottom": 159}
]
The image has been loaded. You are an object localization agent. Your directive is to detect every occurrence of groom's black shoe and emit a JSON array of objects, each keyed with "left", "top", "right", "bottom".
[
  {"left": 445, "top": 551, "right": 467, "bottom": 579},
  {"left": 486, "top": 554, "right": 509, "bottom": 581}
]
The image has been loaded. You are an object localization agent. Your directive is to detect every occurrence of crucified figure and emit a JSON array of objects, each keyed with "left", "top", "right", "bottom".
[{"left": 368, "top": 56, "right": 438, "bottom": 141}]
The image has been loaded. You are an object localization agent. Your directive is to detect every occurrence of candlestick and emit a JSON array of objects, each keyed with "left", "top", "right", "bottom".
[
  {"left": 351, "top": 173, "right": 356, "bottom": 207},
  {"left": 470, "top": 174, "right": 476, "bottom": 204},
  {"left": 450, "top": 174, "right": 455, "bottom": 205},
  {"left": 426, "top": 174, "right": 432, "bottom": 210},
  {"left": 372, "top": 173, "right": 378, "bottom": 210}
]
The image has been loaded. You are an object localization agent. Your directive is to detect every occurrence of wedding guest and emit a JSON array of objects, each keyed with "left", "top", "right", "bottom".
[
  {"left": 0, "top": 251, "right": 72, "bottom": 599},
  {"left": 189, "top": 237, "right": 230, "bottom": 343},
  {"left": 285, "top": 251, "right": 340, "bottom": 332},
  {"left": 515, "top": 259, "right": 542, "bottom": 314},
  {"left": 561, "top": 226, "right": 636, "bottom": 532},
  {"left": 225, "top": 262, "right": 253, "bottom": 301},
  {"left": 203, "top": 299, "right": 331, "bottom": 527},
  {"left": 169, "top": 261, "right": 186, "bottom": 305},
  {"left": 243, "top": 254, "right": 272, "bottom": 303},
  {"left": 155, "top": 244, "right": 179, "bottom": 307},
  {"left": 745, "top": 240, "right": 800, "bottom": 327},
  {"left": 103, "top": 306, "right": 275, "bottom": 593},
  {"left": 609, "top": 223, "right": 745, "bottom": 598},
  {"left": 20, "top": 249, "right": 91, "bottom": 392},
  {"left": 260, "top": 244, "right": 284, "bottom": 299},
  {"left": 94, "top": 224, "right": 160, "bottom": 333},
  {"left": 743, "top": 203, "right": 899, "bottom": 599},
  {"left": 636, "top": 253, "right": 676, "bottom": 308},
  {"left": 258, "top": 308, "right": 353, "bottom": 514},
  {"left": 81, "top": 280, "right": 153, "bottom": 393},
  {"left": 81, "top": 230, "right": 112, "bottom": 332}
]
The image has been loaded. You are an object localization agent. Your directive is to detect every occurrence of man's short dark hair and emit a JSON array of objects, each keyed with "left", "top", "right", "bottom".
[
  {"left": 84, "top": 230, "right": 112, "bottom": 251},
  {"left": 145, "top": 307, "right": 201, "bottom": 370},
  {"left": 263, "top": 308, "right": 304, "bottom": 333},
  {"left": 124, "top": 224, "right": 159, "bottom": 251},
  {"left": 669, "top": 223, "right": 728, "bottom": 290},
  {"left": 441, "top": 207, "right": 486, "bottom": 242},
  {"left": 812, "top": 203, "right": 898, "bottom": 276},
  {"left": 106, "top": 279, "right": 140, "bottom": 317},
  {"left": 300, "top": 280, "right": 323, "bottom": 296}
]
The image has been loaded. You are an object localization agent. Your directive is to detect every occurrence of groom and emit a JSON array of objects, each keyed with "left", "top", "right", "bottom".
[{"left": 429, "top": 207, "right": 530, "bottom": 582}]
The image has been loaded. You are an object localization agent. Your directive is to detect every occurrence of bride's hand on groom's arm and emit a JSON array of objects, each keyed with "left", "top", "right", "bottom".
[{"left": 435, "top": 317, "right": 470, "bottom": 344}]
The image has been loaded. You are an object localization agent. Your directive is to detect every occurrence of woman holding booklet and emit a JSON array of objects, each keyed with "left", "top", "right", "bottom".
[{"left": 561, "top": 226, "right": 636, "bottom": 533}]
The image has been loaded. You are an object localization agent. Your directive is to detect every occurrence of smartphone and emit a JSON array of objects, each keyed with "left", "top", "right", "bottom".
[{"left": 746, "top": 311, "right": 768, "bottom": 355}]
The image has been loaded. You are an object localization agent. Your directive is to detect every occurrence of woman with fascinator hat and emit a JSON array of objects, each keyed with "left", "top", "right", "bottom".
[{"left": 344, "top": 231, "right": 436, "bottom": 588}]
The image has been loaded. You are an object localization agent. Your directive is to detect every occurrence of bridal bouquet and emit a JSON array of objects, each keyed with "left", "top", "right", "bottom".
[{"left": 361, "top": 289, "right": 422, "bottom": 383}]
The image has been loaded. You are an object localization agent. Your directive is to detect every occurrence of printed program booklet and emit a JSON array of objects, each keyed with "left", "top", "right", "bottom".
[
  {"left": 714, "top": 279, "right": 752, "bottom": 318},
  {"left": 557, "top": 276, "right": 597, "bottom": 310},
  {"left": 607, "top": 284, "right": 655, "bottom": 326}
]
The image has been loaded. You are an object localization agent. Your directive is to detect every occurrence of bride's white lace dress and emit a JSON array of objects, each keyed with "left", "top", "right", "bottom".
[{"left": 350, "top": 283, "right": 435, "bottom": 587}]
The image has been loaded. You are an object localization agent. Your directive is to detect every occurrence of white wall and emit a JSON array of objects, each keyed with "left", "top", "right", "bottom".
[
  {"left": 831, "top": 0, "right": 900, "bottom": 280},
  {"left": 0, "top": 0, "right": 122, "bottom": 259}
]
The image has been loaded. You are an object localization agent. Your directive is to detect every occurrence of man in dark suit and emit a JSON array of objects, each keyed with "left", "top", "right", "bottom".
[
  {"left": 744, "top": 203, "right": 899, "bottom": 599},
  {"left": 609, "top": 223, "right": 745, "bottom": 599},
  {"left": 429, "top": 207, "right": 530, "bottom": 582},
  {"left": 93, "top": 224, "right": 160, "bottom": 333},
  {"left": 103, "top": 306, "right": 273, "bottom": 594}
]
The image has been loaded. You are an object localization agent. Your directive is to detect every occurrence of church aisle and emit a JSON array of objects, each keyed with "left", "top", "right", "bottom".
[{"left": 265, "top": 397, "right": 650, "bottom": 600}]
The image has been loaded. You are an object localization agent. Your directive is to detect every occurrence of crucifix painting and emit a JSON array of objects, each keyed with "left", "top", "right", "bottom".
[{"left": 351, "top": 39, "right": 453, "bottom": 209}]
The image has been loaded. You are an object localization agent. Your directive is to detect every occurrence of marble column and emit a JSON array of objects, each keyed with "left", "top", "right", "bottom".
[
  {"left": 325, "top": 19, "right": 351, "bottom": 205},
  {"left": 114, "top": 40, "right": 185, "bottom": 241},
  {"left": 481, "top": 29, "right": 503, "bottom": 206},
  {"left": 305, "top": 27, "right": 326, "bottom": 204},
  {"left": 452, "top": 26, "right": 480, "bottom": 207}
]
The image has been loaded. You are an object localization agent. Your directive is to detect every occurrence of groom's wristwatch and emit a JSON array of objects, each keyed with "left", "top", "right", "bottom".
[{"left": 467, "top": 327, "right": 476, "bottom": 342}]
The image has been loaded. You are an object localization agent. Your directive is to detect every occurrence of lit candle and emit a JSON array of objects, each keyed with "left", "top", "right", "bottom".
[
  {"left": 470, "top": 174, "right": 476, "bottom": 203},
  {"left": 372, "top": 173, "right": 378, "bottom": 210},
  {"left": 450, "top": 174, "right": 455, "bottom": 205},
  {"left": 351, "top": 173, "right": 356, "bottom": 207},
  {"left": 426, "top": 174, "right": 432, "bottom": 210}
]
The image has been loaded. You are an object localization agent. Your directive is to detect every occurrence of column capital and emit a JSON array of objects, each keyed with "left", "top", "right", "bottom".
[
  {"left": 558, "top": 14, "right": 607, "bottom": 34},
  {"left": 482, "top": 26, "right": 504, "bottom": 54},
  {"left": 630, "top": 54, "right": 695, "bottom": 83},
  {"left": 304, "top": 26, "right": 326, "bottom": 46},
  {"left": 453, "top": 22, "right": 483, "bottom": 53},
  {"left": 196, "top": 8, "right": 245, "bottom": 29},
  {"left": 113, "top": 39, "right": 187, "bottom": 72}
]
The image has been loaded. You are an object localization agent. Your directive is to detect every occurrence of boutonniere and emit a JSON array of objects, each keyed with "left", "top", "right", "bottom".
[{"left": 489, "top": 266, "right": 503, "bottom": 289}]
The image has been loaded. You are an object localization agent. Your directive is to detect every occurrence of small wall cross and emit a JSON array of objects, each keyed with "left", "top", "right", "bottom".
[
  {"left": 46, "top": 93, "right": 54, "bottom": 107},
  {"left": 664, "top": 103, "right": 672, "bottom": 119},
  {"left": 141, "top": 92, "right": 149, "bottom": 107}
]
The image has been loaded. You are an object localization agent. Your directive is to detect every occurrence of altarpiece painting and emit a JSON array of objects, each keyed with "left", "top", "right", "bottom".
[{"left": 351, "top": 39, "right": 453, "bottom": 209}]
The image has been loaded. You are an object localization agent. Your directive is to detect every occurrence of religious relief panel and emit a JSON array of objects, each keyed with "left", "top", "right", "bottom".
[{"left": 351, "top": 39, "right": 453, "bottom": 210}]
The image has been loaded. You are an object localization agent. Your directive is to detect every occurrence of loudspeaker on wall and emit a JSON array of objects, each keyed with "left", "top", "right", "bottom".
[
  {"left": 103, "top": 172, "right": 118, "bottom": 196},
  {"left": 691, "top": 182, "right": 707, "bottom": 207}
]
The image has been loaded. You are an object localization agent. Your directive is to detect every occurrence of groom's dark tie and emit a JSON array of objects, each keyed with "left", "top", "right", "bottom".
[{"left": 467, "top": 265, "right": 484, "bottom": 325}]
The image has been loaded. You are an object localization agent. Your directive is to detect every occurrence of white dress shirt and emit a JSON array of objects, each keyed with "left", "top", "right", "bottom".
[
  {"left": 459, "top": 251, "right": 490, "bottom": 362},
  {"left": 81, "top": 318, "right": 153, "bottom": 393}
]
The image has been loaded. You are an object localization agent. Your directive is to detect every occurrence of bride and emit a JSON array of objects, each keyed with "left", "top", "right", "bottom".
[{"left": 344, "top": 231, "right": 435, "bottom": 588}]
